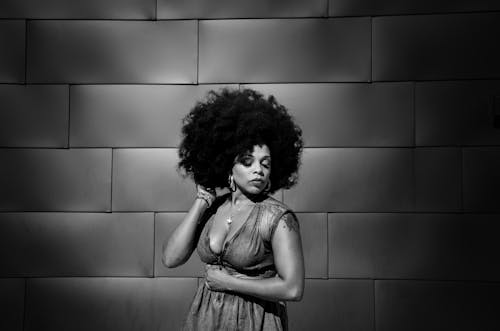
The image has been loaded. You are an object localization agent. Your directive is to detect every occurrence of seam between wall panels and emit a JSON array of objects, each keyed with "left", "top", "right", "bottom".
[
  {"left": 412, "top": 82, "right": 416, "bottom": 147},
  {"left": 10, "top": 13, "right": 500, "bottom": 22},
  {"left": 67, "top": 85, "right": 71, "bottom": 148},
  {"left": 366, "top": 10, "right": 500, "bottom": 18},
  {"left": 307, "top": 277, "right": 500, "bottom": 282},
  {"left": 110, "top": 149, "right": 114, "bottom": 212},
  {"left": 196, "top": 20, "right": 199, "bottom": 84},
  {"left": 325, "top": 213, "right": 329, "bottom": 279},
  {"left": 24, "top": 20, "right": 28, "bottom": 83},
  {"left": 370, "top": 16, "right": 373, "bottom": 83},
  {"left": 152, "top": 212, "right": 156, "bottom": 277},
  {"left": 412, "top": 83, "right": 416, "bottom": 211},
  {"left": 460, "top": 148, "right": 464, "bottom": 212},
  {"left": 222, "top": 78, "right": 500, "bottom": 84},
  {"left": 1, "top": 146, "right": 455, "bottom": 150},
  {"left": 373, "top": 279, "right": 376, "bottom": 331},
  {"left": 0, "top": 210, "right": 483, "bottom": 214},
  {"left": 22, "top": 278, "right": 27, "bottom": 331}
]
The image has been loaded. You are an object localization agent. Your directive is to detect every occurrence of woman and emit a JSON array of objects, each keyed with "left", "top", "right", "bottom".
[{"left": 163, "top": 88, "right": 304, "bottom": 330}]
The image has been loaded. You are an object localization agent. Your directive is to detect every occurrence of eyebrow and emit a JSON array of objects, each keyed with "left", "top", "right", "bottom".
[{"left": 239, "top": 154, "right": 271, "bottom": 161}]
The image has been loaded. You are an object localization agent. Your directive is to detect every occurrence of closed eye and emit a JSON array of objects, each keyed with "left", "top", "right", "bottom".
[{"left": 240, "top": 156, "right": 253, "bottom": 166}]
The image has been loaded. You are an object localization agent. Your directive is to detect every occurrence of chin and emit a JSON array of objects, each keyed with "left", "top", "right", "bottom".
[{"left": 243, "top": 187, "right": 264, "bottom": 196}]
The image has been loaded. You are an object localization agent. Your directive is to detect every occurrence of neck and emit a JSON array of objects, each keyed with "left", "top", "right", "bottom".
[{"left": 230, "top": 188, "right": 265, "bottom": 206}]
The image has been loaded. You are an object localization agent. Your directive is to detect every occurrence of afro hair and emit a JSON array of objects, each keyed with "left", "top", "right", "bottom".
[{"left": 178, "top": 88, "right": 303, "bottom": 194}]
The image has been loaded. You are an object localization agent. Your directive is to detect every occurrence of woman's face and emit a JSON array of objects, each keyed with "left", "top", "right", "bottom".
[{"left": 232, "top": 144, "right": 271, "bottom": 196}]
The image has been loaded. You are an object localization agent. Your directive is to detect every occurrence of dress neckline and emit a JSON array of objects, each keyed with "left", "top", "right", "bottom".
[{"left": 207, "top": 202, "right": 259, "bottom": 256}]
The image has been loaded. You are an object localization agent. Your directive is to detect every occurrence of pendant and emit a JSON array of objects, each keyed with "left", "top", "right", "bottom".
[{"left": 226, "top": 217, "right": 232, "bottom": 225}]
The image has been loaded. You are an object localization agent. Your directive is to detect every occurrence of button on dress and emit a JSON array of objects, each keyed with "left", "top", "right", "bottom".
[{"left": 182, "top": 195, "right": 295, "bottom": 331}]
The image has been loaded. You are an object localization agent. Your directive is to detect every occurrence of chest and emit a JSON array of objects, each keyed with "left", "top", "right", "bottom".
[
  {"left": 208, "top": 204, "right": 256, "bottom": 255},
  {"left": 197, "top": 202, "right": 280, "bottom": 269}
]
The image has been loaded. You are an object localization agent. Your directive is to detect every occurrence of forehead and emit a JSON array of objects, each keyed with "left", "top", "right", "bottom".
[
  {"left": 237, "top": 144, "right": 271, "bottom": 159},
  {"left": 248, "top": 144, "right": 271, "bottom": 157}
]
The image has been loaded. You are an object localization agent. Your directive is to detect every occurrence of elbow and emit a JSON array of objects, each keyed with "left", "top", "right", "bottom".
[
  {"left": 289, "top": 288, "right": 303, "bottom": 302},
  {"left": 161, "top": 252, "right": 181, "bottom": 269},
  {"left": 286, "top": 284, "right": 304, "bottom": 302},
  {"left": 161, "top": 242, "right": 183, "bottom": 268},
  {"left": 162, "top": 256, "right": 175, "bottom": 268}
]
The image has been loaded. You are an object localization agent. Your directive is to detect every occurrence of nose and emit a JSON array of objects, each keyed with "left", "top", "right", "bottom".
[{"left": 252, "top": 161, "right": 264, "bottom": 174}]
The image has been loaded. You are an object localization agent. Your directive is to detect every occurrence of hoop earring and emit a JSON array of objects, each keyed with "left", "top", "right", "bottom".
[
  {"left": 228, "top": 174, "right": 236, "bottom": 192},
  {"left": 263, "top": 179, "right": 271, "bottom": 194}
]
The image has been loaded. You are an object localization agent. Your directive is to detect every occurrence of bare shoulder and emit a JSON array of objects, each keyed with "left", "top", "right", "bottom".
[
  {"left": 258, "top": 196, "right": 299, "bottom": 240},
  {"left": 279, "top": 212, "right": 300, "bottom": 233}
]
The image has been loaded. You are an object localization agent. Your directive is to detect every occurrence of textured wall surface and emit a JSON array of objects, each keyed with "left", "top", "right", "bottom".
[{"left": 1, "top": 1, "right": 500, "bottom": 330}]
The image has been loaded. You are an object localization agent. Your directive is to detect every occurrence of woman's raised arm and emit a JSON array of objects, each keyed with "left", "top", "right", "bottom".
[{"left": 161, "top": 187, "right": 214, "bottom": 268}]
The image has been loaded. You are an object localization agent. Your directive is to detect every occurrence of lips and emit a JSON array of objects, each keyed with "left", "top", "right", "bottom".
[{"left": 250, "top": 178, "right": 264, "bottom": 184}]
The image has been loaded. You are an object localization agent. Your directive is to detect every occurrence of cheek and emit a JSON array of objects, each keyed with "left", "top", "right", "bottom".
[{"left": 232, "top": 166, "right": 248, "bottom": 181}]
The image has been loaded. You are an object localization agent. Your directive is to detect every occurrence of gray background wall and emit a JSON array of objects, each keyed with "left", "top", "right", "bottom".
[{"left": 1, "top": 1, "right": 500, "bottom": 330}]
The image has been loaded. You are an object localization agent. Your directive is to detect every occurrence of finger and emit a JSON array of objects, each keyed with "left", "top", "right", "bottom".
[{"left": 197, "top": 185, "right": 213, "bottom": 194}]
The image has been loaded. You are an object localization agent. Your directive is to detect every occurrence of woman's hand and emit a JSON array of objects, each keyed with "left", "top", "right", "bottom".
[
  {"left": 205, "top": 264, "right": 232, "bottom": 292},
  {"left": 196, "top": 185, "right": 216, "bottom": 208},
  {"left": 200, "top": 214, "right": 304, "bottom": 302}
]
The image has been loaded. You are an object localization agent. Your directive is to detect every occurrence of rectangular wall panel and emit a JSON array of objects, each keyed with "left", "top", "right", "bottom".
[
  {"left": 296, "top": 213, "right": 327, "bottom": 278},
  {"left": 288, "top": 279, "right": 374, "bottom": 331},
  {"left": 27, "top": 20, "right": 197, "bottom": 83},
  {"left": 329, "top": 213, "right": 500, "bottom": 281},
  {"left": 376, "top": 280, "right": 500, "bottom": 331},
  {"left": 112, "top": 149, "right": 195, "bottom": 211},
  {"left": 463, "top": 148, "right": 500, "bottom": 212},
  {"left": 245, "top": 83, "right": 414, "bottom": 147},
  {"left": 284, "top": 148, "right": 414, "bottom": 212},
  {"left": 416, "top": 81, "right": 500, "bottom": 146},
  {"left": 158, "top": 0, "right": 327, "bottom": 19},
  {"left": 25, "top": 278, "right": 197, "bottom": 331},
  {"left": 0, "top": 85, "right": 68, "bottom": 147},
  {"left": 70, "top": 84, "right": 236, "bottom": 147},
  {"left": 330, "top": 0, "right": 500, "bottom": 16},
  {"left": 0, "top": 213, "right": 153, "bottom": 277},
  {"left": 199, "top": 18, "right": 371, "bottom": 83},
  {"left": 155, "top": 213, "right": 205, "bottom": 277},
  {"left": 0, "top": 0, "right": 155, "bottom": 19},
  {"left": 0, "top": 20, "right": 25, "bottom": 83},
  {"left": 373, "top": 13, "right": 500, "bottom": 81},
  {"left": 0, "top": 149, "right": 111, "bottom": 211},
  {"left": 0, "top": 279, "right": 25, "bottom": 331},
  {"left": 415, "top": 148, "right": 461, "bottom": 212}
]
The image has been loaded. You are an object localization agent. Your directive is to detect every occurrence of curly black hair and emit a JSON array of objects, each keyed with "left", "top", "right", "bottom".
[{"left": 178, "top": 88, "right": 303, "bottom": 194}]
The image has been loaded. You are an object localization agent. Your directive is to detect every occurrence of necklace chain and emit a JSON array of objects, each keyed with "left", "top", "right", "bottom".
[{"left": 226, "top": 200, "right": 253, "bottom": 226}]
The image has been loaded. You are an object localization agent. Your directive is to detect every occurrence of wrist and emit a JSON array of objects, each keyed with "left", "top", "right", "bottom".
[
  {"left": 225, "top": 274, "right": 235, "bottom": 292},
  {"left": 196, "top": 186, "right": 216, "bottom": 208},
  {"left": 195, "top": 196, "right": 211, "bottom": 208}
]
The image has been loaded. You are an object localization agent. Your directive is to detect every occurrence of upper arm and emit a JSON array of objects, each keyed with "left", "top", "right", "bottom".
[{"left": 271, "top": 213, "right": 305, "bottom": 299}]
